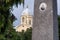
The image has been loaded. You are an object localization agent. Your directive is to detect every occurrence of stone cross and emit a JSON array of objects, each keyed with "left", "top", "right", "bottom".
[{"left": 32, "top": 0, "right": 59, "bottom": 40}]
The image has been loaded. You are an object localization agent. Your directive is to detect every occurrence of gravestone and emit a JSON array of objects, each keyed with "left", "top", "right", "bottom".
[{"left": 32, "top": 0, "right": 59, "bottom": 40}]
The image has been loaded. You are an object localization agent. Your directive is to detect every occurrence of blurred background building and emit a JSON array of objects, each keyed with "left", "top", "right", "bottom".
[{"left": 16, "top": 7, "right": 33, "bottom": 32}]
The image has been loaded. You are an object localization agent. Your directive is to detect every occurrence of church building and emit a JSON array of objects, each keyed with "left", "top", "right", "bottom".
[{"left": 16, "top": 7, "right": 33, "bottom": 32}]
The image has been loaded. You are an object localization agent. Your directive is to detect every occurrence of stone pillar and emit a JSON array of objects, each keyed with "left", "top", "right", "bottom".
[{"left": 32, "top": 0, "right": 59, "bottom": 40}]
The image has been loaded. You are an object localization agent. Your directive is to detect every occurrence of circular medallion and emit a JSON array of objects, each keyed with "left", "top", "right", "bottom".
[{"left": 39, "top": 3, "right": 47, "bottom": 11}]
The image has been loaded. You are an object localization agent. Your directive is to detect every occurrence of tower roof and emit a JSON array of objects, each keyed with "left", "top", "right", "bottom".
[{"left": 22, "top": 8, "right": 31, "bottom": 15}]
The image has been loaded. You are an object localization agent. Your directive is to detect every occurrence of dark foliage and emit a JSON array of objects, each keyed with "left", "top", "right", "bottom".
[
  {"left": 0, "top": 0, "right": 24, "bottom": 40},
  {"left": 58, "top": 16, "right": 60, "bottom": 39}
]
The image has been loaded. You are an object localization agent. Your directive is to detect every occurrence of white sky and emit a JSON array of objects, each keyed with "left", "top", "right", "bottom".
[
  {"left": 57, "top": 0, "right": 60, "bottom": 15},
  {"left": 12, "top": 0, "right": 60, "bottom": 26}
]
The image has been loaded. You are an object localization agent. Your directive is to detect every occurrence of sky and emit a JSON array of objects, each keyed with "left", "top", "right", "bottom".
[
  {"left": 12, "top": 0, "right": 60, "bottom": 27},
  {"left": 57, "top": 0, "right": 60, "bottom": 15}
]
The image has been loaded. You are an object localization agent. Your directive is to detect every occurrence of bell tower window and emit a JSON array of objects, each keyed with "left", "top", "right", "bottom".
[
  {"left": 22, "top": 17, "right": 24, "bottom": 22},
  {"left": 29, "top": 20, "right": 31, "bottom": 25}
]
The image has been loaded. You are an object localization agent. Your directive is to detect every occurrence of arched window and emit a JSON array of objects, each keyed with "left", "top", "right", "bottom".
[
  {"left": 29, "top": 20, "right": 31, "bottom": 25},
  {"left": 22, "top": 17, "right": 24, "bottom": 22}
]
